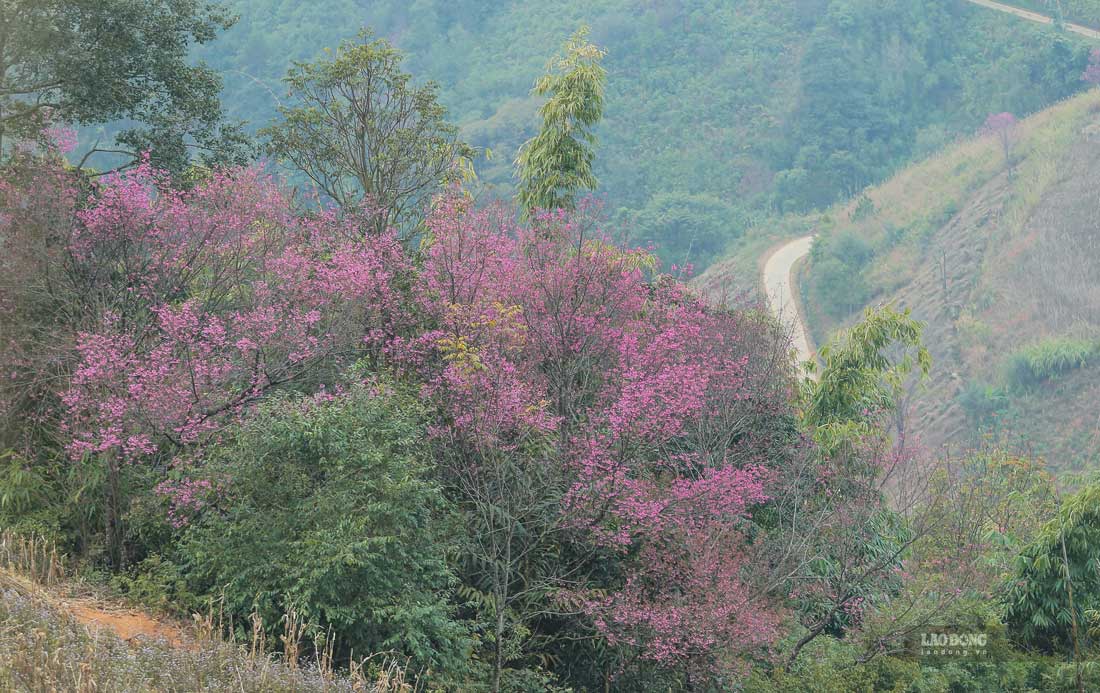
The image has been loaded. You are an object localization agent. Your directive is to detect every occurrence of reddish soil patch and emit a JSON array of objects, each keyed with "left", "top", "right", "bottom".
[{"left": 65, "top": 600, "right": 192, "bottom": 649}]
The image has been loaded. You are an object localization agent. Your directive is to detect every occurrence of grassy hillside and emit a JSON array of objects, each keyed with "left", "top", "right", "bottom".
[{"left": 798, "top": 89, "right": 1100, "bottom": 473}]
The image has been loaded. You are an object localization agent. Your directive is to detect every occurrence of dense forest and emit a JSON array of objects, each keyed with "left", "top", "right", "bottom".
[{"left": 4, "top": 0, "right": 1100, "bottom": 691}]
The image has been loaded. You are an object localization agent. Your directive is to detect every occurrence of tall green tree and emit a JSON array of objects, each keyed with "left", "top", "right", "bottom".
[
  {"left": 514, "top": 26, "right": 606, "bottom": 217},
  {"left": 0, "top": 0, "right": 251, "bottom": 173},
  {"left": 1004, "top": 483, "right": 1100, "bottom": 656},
  {"left": 263, "top": 29, "right": 471, "bottom": 231},
  {"left": 802, "top": 304, "right": 931, "bottom": 443}
]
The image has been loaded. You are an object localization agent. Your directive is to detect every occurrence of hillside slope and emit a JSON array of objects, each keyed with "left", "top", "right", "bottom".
[{"left": 800, "top": 90, "right": 1100, "bottom": 473}]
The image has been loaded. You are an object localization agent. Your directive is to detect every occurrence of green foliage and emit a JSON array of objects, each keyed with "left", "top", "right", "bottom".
[
  {"left": 515, "top": 26, "right": 606, "bottom": 216},
  {"left": 263, "top": 29, "right": 471, "bottom": 227},
  {"left": 625, "top": 191, "right": 746, "bottom": 269},
  {"left": 110, "top": 554, "right": 201, "bottom": 616},
  {"left": 958, "top": 379, "right": 1010, "bottom": 425},
  {"left": 0, "top": 449, "right": 132, "bottom": 552},
  {"left": 923, "top": 452, "right": 1057, "bottom": 592},
  {"left": 746, "top": 614, "right": 1059, "bottom": 693},
  {"left": 1002, "top": 337, "right": 1099, "bottom": 391},
  {"left": 802, "top": 304, "right": 931, "bottom": 447},
  {"left": 179, "top": 380, "right": 470, "bottom": 675},
  {"left": 1004, "top": 483, "right": 1100, "bottom": 654},
  {"left": 1, "top": 0, "right": 252, "bottom": 173},
  {"left": 0, "top": 451, "right": 53, "bottom": 534},
  {"left": 808, "top": 230, "right": 875, "bottom": 319},
  {"left": 191, "top": 0, "right": 1095, "bottom": 269}
]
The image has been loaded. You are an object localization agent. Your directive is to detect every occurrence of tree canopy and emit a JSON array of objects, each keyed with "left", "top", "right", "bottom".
[
  {"left": 0, "top": 0, "right": 251, "bottom": 173},
  {"left": 263, "top": 29, "right": 471, "bottom": 230}
]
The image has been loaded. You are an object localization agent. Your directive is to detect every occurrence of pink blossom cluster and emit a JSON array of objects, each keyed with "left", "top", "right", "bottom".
[
  {"left": 8, "top": 157, "right": 787, "bottom": 673},
  {"left": 56, "top": 163, "right": 409, "bottom": 463},
  {"left": 1084, "top": 48, "right": 1100, "bottom": 86},
  {"left": 413, "top": 195, "right": 783, "bottom": 669},
  {"left": 155, "top": 477, "right": 216, "bottom": 529}
]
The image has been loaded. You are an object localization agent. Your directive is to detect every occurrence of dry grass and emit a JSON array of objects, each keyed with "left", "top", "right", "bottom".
[
  {"left": 0, "top": 532, "right": 418, "bottom": 693},
  {"left": 795, "top": 89, "right": 1100, "bottom": 340},
  {"left": 834, "top": 91, "right": 1100, "bottom": 295}
]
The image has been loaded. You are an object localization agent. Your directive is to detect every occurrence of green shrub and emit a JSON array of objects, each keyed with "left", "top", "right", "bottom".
[
  {"left": 807, "top": 229, "right": 877, "bottom": 319},
  {"left": 627, "top": 191, "right": 746, "bottom": 269},
  {"left": 1003, "top": 338, "right": 1099, "bottom": 390},
  {"left": 178, "top": 379, "right": 471, "bottom": 677},
  {"left": 957, "top": 380, "right": 1009, "bottom": 424},
  {"left": 110, "top": 554, "right": 200, "bottom": 616},
  {"left": 0, "top": 451, "right": 61, "bottom": 541},
  {"left": 1004, "top": 483, "right": 1100, "bottom": 655}
]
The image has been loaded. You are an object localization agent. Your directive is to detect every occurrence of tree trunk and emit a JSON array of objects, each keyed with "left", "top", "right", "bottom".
[
  {"left": 105, "top": 452, "right": 124, "bottom": 570},
  {"left": 492, "top": 605, "right": 505, "bottom": 693}
]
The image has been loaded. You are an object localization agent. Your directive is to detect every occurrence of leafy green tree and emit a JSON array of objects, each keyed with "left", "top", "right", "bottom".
[
  {"left": 773, "top": 306, "right": 934, "bottom": 667},
  {"left": 0, "top": 0, "right": 251, "bottom": 173},
  {"left": 802, "top": 304, "right": 931, "bottom": 440},
  {"left": 179, "top": 380, "right": 470, "bottom": 675},
  {"left": 514, "top": 26, "right": 606, "bottom": 217},
  {"left": 1005, "top": 483, "right": 1100, "bottom": 656},
  {"left": 628, "top": 192, "right": 744, "bottom": 269},
  {"left": 807, "top": 230, "right": 875, "bottom": 320},
  {"left": 263, "top": 29, "right": 471, "bottom": 231}
]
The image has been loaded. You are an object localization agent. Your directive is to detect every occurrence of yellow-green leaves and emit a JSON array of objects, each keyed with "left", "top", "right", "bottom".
[{"left": 515, "top": 27, "right": 607, "bottom": 218}]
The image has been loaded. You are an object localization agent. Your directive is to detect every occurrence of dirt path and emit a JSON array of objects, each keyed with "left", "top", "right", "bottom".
[
  {"left": 65, "top": 599, "right": 192, "bottom": 648},
  {"left": 1, "top": 567, "right": 191, "bottom": 648},
  {"left": 964, "top": 0, "right": 1100, "bottom": 39},
  {"left": 761, "top": 235, "right": 816, "bottom": 371}
]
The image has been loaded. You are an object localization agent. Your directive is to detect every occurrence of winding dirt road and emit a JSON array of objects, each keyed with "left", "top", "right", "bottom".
[
  {"left": 762, "top": 235, "right": 816, "bottom": 369},
  {"left": 964, "top": 0, "right": 1100, "bottom": 39}
]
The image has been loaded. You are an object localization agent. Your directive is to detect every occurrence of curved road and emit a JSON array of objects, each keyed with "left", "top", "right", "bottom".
[
  {"left": 964, "top": 0, "right": 1100, "bottom": 39},
  {"left": 757, "top": 0, "right": 1096, "bottom": 373},
  {"left": 762, "top": 235, "right": 816, "bottom": 369}
]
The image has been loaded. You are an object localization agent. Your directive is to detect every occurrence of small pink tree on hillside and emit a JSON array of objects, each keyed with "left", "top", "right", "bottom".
[
  {"left": 982, "top": 111, "right": 1018, "bottom": 164},
  {"left": 1083, "top": 48, "right": 1100, "bottom": 87}
]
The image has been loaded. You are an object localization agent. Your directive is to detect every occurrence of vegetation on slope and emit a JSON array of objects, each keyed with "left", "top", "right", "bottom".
[
  {"left": 0, "top": 534, "right": 416, "bottom": 692},
  {"left": 800, "top": 89, "right": 1100, "bottom": 473},
  {"left": 7, "top": 0, "right": 1100, "bottom": 689}
]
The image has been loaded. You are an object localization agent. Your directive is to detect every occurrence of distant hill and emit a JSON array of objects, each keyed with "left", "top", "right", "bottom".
[
  {"left": 795, "top": 90, "right": 1100, "bottom": 474},
  {"left": 146, "top": 0, "right": 1097, "bottom": 269}
]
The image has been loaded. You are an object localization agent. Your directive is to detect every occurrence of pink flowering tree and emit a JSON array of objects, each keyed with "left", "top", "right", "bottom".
[
  {"left": 62, "top": 162, "right": 409, "bottom": 464},
  {"left": 407, "top": 194, "right": 790, "bottom": 684},
  {"left": 64, "top": 167, "right": 408, "bottom": 447},
  {"left": 981, "top": 111, "right": 1018, "bottom": 164},
  {"left": 2, "top": 151, "right": 409, "bottom": 567},
  {"left": 4, "top": 148, "right": 950, "bottom": 685},
  {"left": 1083, "top": 48, "right": 1100, "bottom": 87}
]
